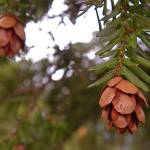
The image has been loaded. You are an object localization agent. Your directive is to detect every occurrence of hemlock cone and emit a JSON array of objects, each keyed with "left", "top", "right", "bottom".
[
  {"left": 0, "top": 13, "right": 25, "bottom": 57},
  {"left": 99, "top": 76, "right": 148, "bottom": 134}
]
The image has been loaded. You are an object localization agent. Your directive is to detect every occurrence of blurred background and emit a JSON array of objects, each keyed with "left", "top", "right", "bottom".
[{"left": 0, "top": 0, "right": 150, "bottom": 149}]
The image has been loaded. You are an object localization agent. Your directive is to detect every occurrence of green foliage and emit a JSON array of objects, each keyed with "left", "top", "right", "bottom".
[
  {"left": 89, "top": 58, "right": 118, "bottom": 73},
  {"left": 124, "top": 59, "right": 150, "bottom": 84},
  {"left": 89, "top": 0, "right": 150, "bottom": 92},
  {"left": 88, "top": 70, "right": 114, "bottom": 88},
  {"left": 121, "top": 66, "right": 149, "bottom": 92}
]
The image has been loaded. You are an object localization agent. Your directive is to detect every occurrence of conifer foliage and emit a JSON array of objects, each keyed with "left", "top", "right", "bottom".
[{"left": 87, "top": 0, "right": 150, "bottom": 133}]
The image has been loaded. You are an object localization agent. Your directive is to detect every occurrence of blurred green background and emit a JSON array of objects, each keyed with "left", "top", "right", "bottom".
[{"left": 0, "top": 0, "right": 149, "bottom": 149}]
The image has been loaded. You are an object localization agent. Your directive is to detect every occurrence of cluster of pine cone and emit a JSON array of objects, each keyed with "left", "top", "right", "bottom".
[
  {"left": 0, "top": 13, "right": 25, "bottom": 57},
  {"left": 99, "top": 76, "right": 148, "bottom": 134}
]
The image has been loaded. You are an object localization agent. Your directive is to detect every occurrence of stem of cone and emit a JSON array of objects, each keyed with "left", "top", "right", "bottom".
[
  {"left": 114, "top": 0, "right": 130, "bottom": 76},
  {"left": 114, "top": 45, "right": 125, "bottom": 76}
]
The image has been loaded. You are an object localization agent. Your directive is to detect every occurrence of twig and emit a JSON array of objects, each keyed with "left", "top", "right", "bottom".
[
  {"left": 77, "top": 5, "right": 91, "bottom": 18},
  {"left": 110, "top": 0, "right": 115, "bottom": 10},
  {"left": 95, "top": 6, "right": 102, "bottom": 31}
]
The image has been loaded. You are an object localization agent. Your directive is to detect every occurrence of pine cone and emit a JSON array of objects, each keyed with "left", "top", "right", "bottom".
[
  {"left": 99, "top": 76, "right": 148, "bottom": 134},
  {"left": 0, "top": 13, "right": 25, "bottom": 57}
]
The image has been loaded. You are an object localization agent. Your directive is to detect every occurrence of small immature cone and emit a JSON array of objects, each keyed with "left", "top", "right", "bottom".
[
  {"left": 99, "top": 76, "right": 148, "bottom": 134},
  {"left": 0, "top": 13, "right": 25, "bottom": 57}
]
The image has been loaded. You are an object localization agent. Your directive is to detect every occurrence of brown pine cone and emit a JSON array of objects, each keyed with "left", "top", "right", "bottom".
[
  {"left": 0, "top": 13, "right": 25, "bottom": 57},
  {"left": 99, "top": 76, "right": 148, "bottom": 134}
]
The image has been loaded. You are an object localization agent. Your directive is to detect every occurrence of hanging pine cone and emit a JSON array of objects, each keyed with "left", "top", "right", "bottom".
[
  {"left": 99, "top": 76, "right": 148, "bottom": 134},
  {"left": 0, "top": 13, "right": 25, "bottom": 57}
]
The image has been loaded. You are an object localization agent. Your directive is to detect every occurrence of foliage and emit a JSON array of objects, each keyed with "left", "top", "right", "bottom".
[
  {"left": 0, "top": 0, "right": 149, "bottom": 149},
  {"left": 88, "top": 0, "right": 150, "bottom": 93}
]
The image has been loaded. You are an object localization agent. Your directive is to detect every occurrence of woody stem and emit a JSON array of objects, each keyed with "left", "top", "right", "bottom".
[
  {"left": 114, "top": 43, "right": 125, "bottom": 76},
  {"left": 114, "top": 0, "right": 128, "bottom": 76}
]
